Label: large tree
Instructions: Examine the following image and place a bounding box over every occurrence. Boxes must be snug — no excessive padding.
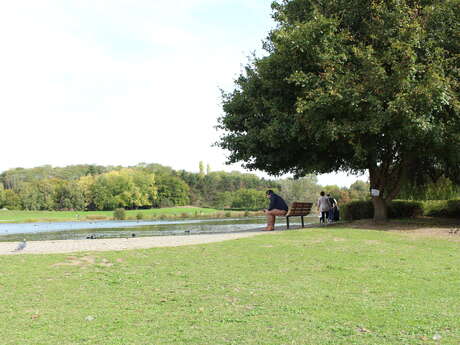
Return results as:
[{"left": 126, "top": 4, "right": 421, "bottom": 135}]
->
[{"left": 218, "top": 0, "right": 460, "bottom": 220}]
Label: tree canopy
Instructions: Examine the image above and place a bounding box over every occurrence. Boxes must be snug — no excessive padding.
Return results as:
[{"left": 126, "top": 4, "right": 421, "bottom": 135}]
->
[{"left": 218, "top": 0, "right": 460, "bottom": 220}]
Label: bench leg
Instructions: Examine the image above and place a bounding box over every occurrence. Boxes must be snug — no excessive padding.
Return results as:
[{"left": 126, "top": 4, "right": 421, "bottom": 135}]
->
[
  {"left": 301, "top": 216, "right": 304, "bottom": 228},
  {"left": 286, "top": 217, "right": 290, "bottom": 229}
]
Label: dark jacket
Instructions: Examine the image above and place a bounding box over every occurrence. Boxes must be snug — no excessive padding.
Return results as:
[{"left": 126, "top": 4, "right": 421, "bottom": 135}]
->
[{"left": 268, "top": 193, "right": 289, "bottom": 211}]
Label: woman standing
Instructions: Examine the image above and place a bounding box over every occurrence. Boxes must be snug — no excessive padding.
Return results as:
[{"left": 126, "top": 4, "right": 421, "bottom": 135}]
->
[{"left": 317, "top": 191, "right": 331, "bottom": 224}]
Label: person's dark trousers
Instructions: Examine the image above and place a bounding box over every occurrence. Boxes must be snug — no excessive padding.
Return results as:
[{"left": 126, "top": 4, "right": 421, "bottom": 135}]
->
[
  {"left": 328, "top": 208, "right": 335, "bottom": 223},
  {"left": 320, "top": 211, "right": 328, "bottom": 223}
]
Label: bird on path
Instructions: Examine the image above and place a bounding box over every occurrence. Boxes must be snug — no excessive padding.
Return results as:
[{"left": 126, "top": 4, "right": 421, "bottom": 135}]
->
[
  {"left": 448, "top": 228, "right": 459, "bottom": 235},
  {"left": 14, "top": 239, "right": 27, "bottom": 252}
]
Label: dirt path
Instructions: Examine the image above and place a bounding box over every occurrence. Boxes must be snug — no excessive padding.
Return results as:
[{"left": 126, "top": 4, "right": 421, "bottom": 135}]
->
[{"left": 0, "top": 231, "right": 270, "bottom": 255}]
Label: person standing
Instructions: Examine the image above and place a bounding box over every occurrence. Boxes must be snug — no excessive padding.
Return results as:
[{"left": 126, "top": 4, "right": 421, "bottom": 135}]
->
[
  {"left": 317, "top": 191, "right": 331, "bottom": 224},
  {"left": 327, "top": 193, "right": 337, "bottom": 223},
  {"left": 263, "top": 190, "right": 288, "bottom": 231}
]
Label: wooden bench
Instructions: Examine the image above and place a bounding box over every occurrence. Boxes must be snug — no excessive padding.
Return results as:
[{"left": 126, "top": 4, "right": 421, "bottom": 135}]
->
[{"left": 285, "top": 202, "right": 313, "bottom": 229}]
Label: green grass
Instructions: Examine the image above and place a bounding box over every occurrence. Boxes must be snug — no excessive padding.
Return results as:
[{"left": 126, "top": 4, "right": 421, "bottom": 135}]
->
[
  {"left": 0, "top": 207, "right": 239, "bottom": 223},
  {"left": 1, "top": 228, "right": 459, "bottom": 344}
]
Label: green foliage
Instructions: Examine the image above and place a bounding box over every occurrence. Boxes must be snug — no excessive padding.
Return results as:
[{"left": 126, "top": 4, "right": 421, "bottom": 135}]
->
[
  {"left": 218, "top": 0, "right": 460, "bottom": 221},
  {"left": 349, "top": 181, "right": 370, "bottom": 200},
  {"left": 446, "top": 199, "right": 460, "bottom": 218},
  {"left": 17, "top": 180, "right": 57, "bottom": 211},
  {"left": 422, "top": 200, "right": 449, "bottom": 217},
  {"left": 0, "top": 164, "right": 109, "bottom": 189},
  {"left": 178, "top": 170, "right": 277, "bottom": 207},
  {"left": 230, "top": 189, "right": 267, "bottom": 209},
  {"left": 424, "top": 199, "right": 460, "bottom": 218},
  {"left": 136, "top": 212, "right": 144, "bottom": 220},
  {"left": 54, "top": 180, "right": 86, "bottom": 211},
  {"left": 388, "top": 201, "right": 424, "bottom": 218},
  {"left": 343, "top": 200, "right": 423, "bottom": 220},
  {"left": 279, "top": 175, "right": 321, "bottom": 204},
  {"left": 155, "top": 175, "right": 190, "bottom": 207},
  {"left": 113, "top": 208, "right": 126, "bottom": 220},
  {"left": 199, "top": 161, "right": 205, "bottom": 177},
  {"left": 91, "top": 169, "right": 157, "bottom": 210},
  {"left": 399, "top": 176, "right": 460, "bottom": 200},
  {"left": 214, "top": 191, "right": 234, "bottom": 209},
  {"left": 0, "top": 184, "right": 4, "bottom": 208},
  {"left": 0, "top": 162, "right": 375, "bottom": 212},
  {"left": 342, "top": 201, "right": 374, "bottom": 220},
  {"left": 2, "top": 190, "right": 21, "bottom": 210}
]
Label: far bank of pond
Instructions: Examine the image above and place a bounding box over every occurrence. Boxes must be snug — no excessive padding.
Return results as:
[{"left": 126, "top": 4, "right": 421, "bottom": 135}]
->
[
  {"left": 0, "top": 216, "right": 318, "bottom": 242},
  {"left": 0, "top": 207, "right": 260, "bottom": 223}
]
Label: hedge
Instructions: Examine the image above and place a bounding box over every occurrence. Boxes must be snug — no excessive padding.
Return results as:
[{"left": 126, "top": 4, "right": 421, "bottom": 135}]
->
[
  {"left": 422, "top": 199, "right": 460, "bottom": 218},
  {"left": 342, "top": 200, "right": 424, "bottom": 220}
]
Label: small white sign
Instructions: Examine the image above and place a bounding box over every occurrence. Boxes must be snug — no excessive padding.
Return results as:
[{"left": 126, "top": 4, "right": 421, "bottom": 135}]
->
[{"left": 371, "top": 189, "right": 380, "bottom": 197}]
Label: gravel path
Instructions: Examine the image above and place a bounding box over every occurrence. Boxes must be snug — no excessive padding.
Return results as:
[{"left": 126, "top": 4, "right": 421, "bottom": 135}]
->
[{"left": 0, "top": 231, "right": 271, "bottom": 255}]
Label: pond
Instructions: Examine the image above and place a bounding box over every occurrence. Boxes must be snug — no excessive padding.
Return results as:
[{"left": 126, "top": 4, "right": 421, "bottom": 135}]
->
[{"left": 0, "top": 216, "right": 318, "bottom": 242}]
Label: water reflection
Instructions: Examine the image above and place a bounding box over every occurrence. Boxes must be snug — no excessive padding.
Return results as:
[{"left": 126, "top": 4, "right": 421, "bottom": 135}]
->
[{"left": 0, "top": 216, "right": 315, "bottom": 242}]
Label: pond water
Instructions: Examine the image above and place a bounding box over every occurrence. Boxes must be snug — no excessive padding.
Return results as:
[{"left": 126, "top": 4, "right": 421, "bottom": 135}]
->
[{"left": 0, "top": 216, "right": 317, "bottom": 242}]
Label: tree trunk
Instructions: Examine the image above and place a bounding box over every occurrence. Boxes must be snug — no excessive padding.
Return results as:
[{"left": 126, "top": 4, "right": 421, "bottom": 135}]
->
[{"left": 372, "top": 196, "right": 388, "bottom": 222}]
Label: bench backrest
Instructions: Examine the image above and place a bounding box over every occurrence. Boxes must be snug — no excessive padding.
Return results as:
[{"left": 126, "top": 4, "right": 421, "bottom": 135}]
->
[{"left": 286, "top": 202, "right": 313, "bottom": 217}]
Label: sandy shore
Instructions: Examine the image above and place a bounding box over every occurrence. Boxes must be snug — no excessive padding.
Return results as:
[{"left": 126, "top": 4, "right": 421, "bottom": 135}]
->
[{"left": 0, "top": 231, "right": 270, "bottom": 255}]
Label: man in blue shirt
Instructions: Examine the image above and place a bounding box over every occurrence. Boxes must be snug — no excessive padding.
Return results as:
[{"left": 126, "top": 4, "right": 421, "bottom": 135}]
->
[{"left": 264, "top": 190, "right": 289, "bottom": 231}]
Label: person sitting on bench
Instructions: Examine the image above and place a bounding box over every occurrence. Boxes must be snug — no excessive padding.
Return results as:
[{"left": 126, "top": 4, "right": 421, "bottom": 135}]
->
[{"left": 263, "top": 190, "right": 288, "bottom": 231}]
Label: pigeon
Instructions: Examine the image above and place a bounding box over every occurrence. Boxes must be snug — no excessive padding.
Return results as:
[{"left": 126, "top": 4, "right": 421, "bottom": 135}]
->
[
  {"left": 131, "top": 233, "right": 136, "bottom": 237},
  {"left": 14, "top": 239, "right": 27, "bottom": 252}
]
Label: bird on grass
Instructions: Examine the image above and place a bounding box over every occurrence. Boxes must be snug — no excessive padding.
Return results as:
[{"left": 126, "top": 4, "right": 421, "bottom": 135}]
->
[
  {"left": 448, "top": 228, "right": 459, "bottom": 235},
  {"left": 14, "top": 239, "right": 27, "bottom": 252}
]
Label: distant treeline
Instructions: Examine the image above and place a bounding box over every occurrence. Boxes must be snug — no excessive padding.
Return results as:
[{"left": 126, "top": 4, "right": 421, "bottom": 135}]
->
[{"left": 0, "top": 163, "right": 373, "bottom": 211}]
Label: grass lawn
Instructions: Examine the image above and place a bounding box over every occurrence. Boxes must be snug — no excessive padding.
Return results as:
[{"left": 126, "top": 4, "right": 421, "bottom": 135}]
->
[
  {"left": 0, "top": 227, "right": 459, "bottom": 344},
  {"left": 0, "top": 207, "right": 234, "bottom": 223}
]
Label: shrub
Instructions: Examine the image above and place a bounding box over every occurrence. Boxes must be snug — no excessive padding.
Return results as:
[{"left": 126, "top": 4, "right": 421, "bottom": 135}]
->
[
  {"left": 342, "top": 200, "right": 374, "bottom": 220},
  {"left": 136, "top": 212, "right": 144, "bottom": 220},
  {"left": 342, "top": 200, "right": 424, "bottom": 220},
  {"left": 422, "top": 199, "right": 460, "bottom": 218},
  {"left": 422, "top": 200, "right": 449, "bottom": 217},
  {"left": 447, "top": 199, "right": 460, "bottom": 218},
  {"left": 388, "top": 200, "right": 423, "bottom": 218},
  {"left": 113, "top": 208, "right": 126, "bottom": 220}
]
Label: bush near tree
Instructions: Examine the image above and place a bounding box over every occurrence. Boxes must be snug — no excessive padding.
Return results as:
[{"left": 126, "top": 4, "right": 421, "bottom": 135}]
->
[
  {"left": 113, "top": 208, "right": 126, "bottom": 220},
  {"left": 342, "top": 200, "right": 424, "bottom": 220}
]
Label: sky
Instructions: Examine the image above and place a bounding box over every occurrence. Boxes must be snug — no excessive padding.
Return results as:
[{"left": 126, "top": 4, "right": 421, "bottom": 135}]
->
[{"left": 0, "top": 0, "right": 367, "bottom": 187}]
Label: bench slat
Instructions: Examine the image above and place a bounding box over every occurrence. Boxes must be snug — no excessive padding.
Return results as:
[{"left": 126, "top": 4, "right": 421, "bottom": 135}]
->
[{"left": 285, "top": 202, "right": 312, "bottom": 217}]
